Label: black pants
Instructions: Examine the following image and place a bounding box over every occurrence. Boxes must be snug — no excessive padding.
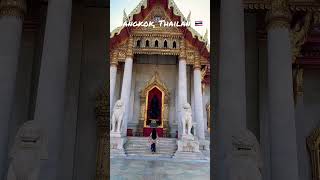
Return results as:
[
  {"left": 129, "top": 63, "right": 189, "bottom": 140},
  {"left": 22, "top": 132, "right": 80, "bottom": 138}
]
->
[{"left": 151, "top": 143, "right": 156, "bottom": 152}]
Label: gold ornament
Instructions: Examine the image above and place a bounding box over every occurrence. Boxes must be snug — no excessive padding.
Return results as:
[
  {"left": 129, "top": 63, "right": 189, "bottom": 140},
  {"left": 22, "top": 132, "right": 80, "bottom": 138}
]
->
[
  {"left": 126, "top": 36, "right": 134, "bottom": 58},
  {"left": 110, "top": 50, "right": 119, "bottom": 66},
  {"left": 201, "top": 65, "right": 208, "bottom": 81},
  {"left": 179, "top": 39, "right": 186, "bottom": 60},
  {"left": 0, "top": 0, "right": 26, "bottom": 18},
  {"left": 291, "top": 12, "right": 312, "bottom": 63},
  {"left": 307, "top": 128, "right": 320, "bottom": 180},
  {"left": 194, "top": 53, "right": 201, "bottom": 69},
  {"left": 266, "top": 0, "right": 291, "bottom": 30}
]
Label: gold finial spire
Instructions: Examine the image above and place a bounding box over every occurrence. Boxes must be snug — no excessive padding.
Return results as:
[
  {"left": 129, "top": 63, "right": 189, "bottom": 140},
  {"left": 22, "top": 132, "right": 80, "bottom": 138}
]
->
[
  {"left": 204, "top": 29, "right": 208, "bottom": 42},
  {"left": 187, "top": 11, "right": 191, "bottom": 22},
  {"left": 123, "top": 9, "right": 128, "bottom": 23}
]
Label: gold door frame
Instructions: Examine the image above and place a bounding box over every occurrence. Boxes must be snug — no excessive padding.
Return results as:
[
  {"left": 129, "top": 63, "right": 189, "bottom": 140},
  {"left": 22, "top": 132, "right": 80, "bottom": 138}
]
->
[
  {"left": 137, "top": 72, "right": 170, "bottom": 137},
  {"left": 144, "top": 85, "right": 165, "bottom": 128}
]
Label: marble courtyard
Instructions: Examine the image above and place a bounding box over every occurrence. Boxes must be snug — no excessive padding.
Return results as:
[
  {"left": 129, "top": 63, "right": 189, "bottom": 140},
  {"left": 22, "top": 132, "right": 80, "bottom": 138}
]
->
[{"left": 110, "top": 158, "right": 209, "bottom": 180}]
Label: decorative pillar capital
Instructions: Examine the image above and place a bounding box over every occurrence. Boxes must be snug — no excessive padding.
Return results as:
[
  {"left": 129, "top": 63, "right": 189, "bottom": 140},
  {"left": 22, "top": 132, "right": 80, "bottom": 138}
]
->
[
  {"left": 0, "top": 0, "right": 26, "bottom": 18},
  {"left": 126, "top": 36, "right": 134, "bottom": 58},
  {"left": 179, "top": 38, "right": 186, "bottom": 60},
  {"left": 111, "top": 50, "right": 118, "bottom": 66},
  {"left": 194, "top": 53, "right": 201, "bottom": 70},
  {"left": 266, "top": 0, "right": 291, "bottom": 30}
]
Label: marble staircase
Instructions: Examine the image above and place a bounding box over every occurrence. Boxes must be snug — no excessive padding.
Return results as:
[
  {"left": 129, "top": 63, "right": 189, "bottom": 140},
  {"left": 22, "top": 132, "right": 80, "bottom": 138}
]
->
[{"left": 124, "top": 137, "right": 178, "bottom": 158}]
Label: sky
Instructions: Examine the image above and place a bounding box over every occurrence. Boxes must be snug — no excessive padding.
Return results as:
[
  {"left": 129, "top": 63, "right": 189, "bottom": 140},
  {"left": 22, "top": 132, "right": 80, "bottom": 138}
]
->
[{"left": 110, "top": 0, "right": 210, "bottom": 41}]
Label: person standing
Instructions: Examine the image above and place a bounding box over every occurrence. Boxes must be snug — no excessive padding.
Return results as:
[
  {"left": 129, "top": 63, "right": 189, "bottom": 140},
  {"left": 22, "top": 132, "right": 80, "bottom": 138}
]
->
[{"left": 149, "top": 128, "right": 159, "bottom": 153}]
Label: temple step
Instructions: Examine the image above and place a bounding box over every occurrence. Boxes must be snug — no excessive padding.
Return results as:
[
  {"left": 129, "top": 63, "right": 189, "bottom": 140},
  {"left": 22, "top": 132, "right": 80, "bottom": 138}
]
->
[
  {"left": 173, "top": 151, "right": 207, "bottom": 160},
  {"left": 124, "top": 137, "right": 178, "bottom": 158}
]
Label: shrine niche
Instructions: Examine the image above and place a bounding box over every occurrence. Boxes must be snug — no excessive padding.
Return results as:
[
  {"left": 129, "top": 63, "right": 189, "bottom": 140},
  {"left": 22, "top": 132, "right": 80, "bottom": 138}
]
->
[
  {"left": 137, "top": 71, "right": 170, "bottom": 137},
  {"left": 145, "top": 87, "right": 163, "bottom": 127}
]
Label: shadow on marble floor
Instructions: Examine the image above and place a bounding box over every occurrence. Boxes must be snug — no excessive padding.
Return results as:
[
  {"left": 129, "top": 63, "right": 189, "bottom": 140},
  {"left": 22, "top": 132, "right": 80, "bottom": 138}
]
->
[{"left": 110, "top": 158, "right": 210, "bottom": 180}]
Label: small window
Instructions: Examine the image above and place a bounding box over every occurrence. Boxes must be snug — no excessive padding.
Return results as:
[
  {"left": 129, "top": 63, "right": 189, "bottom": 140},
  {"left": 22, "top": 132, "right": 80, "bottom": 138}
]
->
[
  {"left": 164, "top": 40, "right": 167, "bottom": 48},
  {"left": 146, "top": 40, "right": 149, "bottom": 47},
  {"left": 137, "top": 40, "right": 141, "bottom": 47},
  {"left": 155, "top": 40, "right": 158, "bottom": 47},
  {"left": 154, "top": 15, "right": 161, "bottom": 23},
  {"left": 173, "top": 41, "right": 176, "bottom": 48}
]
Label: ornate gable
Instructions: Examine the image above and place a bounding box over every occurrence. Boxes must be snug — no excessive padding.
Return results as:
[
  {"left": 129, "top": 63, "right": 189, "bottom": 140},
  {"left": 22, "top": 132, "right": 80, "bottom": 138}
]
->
[
  {"left": 110, "top": 0, "right": 210, "bottom": 62},
  {"left": 131, "top": 3, "right": 183, "bottom": 37}
]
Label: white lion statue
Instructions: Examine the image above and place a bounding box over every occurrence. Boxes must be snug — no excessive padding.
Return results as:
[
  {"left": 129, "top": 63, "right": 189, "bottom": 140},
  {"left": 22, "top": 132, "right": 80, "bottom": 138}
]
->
[
  {"left": 7, "top": 120, "right": 47, "bottom": 180},
  {"left": 111, "top": 100, "right": 125, "bottom": 133},
  {"left": 226, "top": 129, "right": 263, "bottom": 180},
  {"left": 181, "top": 103, "right": 193, "bottom": 136}
]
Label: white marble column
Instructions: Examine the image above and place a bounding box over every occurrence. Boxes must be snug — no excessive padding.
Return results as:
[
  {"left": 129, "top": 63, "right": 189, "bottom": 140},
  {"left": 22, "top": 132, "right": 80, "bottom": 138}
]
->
[
  {"left": 178, "top": 60, "right": 187, "bottom": 104},
  {"left": 34, "top": 0, "right": 72, "bottom": 179},
  {"left": 110, "top": 61, "right": 118, "bottom": 114},
  {"left": 120, "top": 36, "right": 134, "bottom": 136},
  {"left": 216, "top": 0, "right": 246, "bottom": 179},
  {"left": 0, "top": 1, "right": 26, "bottom": 177},
  {"left": 193, "top": 59, "right": 205, "bottom": 140},
  {"left": 266, "top": 1, "right": 299, "bottom": 180},
  {"left": 178, "top": 39, "right": 188, "bottom": 138}
]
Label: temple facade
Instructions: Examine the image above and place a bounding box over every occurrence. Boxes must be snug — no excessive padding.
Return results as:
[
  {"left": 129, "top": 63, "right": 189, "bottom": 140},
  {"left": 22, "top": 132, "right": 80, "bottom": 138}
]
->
[
  {"left": 109, "top": 0, "right": 210, "bottom": 140},
  {"left": 108, "top": 0, "right": 211, "bottom": 173},
  {"left": 1, "top": 0, "right": 320, "bottom": 180}
]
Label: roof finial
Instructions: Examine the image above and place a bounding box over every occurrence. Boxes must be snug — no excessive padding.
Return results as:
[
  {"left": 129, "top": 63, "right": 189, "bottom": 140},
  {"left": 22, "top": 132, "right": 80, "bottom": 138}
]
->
[
  {"left": 123, "top": 9, "right": 128, "bottom": 23},
  {"left": 187, "top": 10, "right": 191, "bottom": 22},
  {"left": 204, "top": 29, "right": 208, "bottom": 42}
]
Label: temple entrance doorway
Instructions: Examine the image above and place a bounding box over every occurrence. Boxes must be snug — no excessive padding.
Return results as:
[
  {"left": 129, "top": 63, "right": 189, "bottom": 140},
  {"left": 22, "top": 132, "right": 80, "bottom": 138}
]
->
[
  {"left": 144, "top": 86, "right": 164, "bottom": 136},
  {"left": 137, "top": 66, "right": 171, "bottom": 137}
]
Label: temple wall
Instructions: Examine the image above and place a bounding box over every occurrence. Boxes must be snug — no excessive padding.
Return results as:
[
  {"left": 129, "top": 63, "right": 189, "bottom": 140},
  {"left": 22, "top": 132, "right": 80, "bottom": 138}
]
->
[
  {"left": 128, "top": 61, "right": 178, "bottom": 136},
  {"left": 116, "top": 54, "right": 209, "bottom": 137}
]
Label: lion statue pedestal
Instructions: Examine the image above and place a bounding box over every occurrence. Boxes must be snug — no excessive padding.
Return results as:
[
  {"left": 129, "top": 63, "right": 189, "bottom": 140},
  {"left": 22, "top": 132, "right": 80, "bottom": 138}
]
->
[
  {"left": 173, "top": 139, "right": 205, "bottom": 160},
  {"left": 173, "top": 103, "right": 205, "bottom": 160},
  {"left": 110, "top": 137, "right": 127, "bottom": 157},
  {"left": 110, "top": 100, "right": 126, "bottom": 157}
]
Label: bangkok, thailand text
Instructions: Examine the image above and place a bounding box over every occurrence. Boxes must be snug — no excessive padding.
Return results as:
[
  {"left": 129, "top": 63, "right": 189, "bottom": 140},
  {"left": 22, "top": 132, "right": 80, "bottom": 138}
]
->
[{"left": 122, "top": 20, "right": 191, "bottom": 28}]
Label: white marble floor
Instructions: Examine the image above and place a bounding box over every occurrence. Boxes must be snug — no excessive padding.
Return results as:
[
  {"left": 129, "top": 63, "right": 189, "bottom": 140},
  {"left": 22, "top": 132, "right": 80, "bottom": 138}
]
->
[{"left": 110, "top": 158, "right": 210, "bottom": 180}]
